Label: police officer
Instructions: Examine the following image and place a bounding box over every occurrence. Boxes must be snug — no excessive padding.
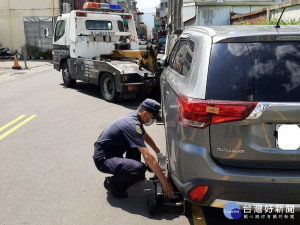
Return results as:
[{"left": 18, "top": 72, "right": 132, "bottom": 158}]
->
[{"left": 93, "top": 99, "right": 172, "bottom": 199}]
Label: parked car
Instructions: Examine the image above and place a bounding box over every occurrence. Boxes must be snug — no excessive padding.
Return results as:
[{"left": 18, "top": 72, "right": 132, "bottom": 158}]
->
[
  {"left": 139, "top": 39, "right": 147, "bottom": 45},
  {"left": 157, "top": 36, "right": 166, "bottom": 53},
  {"left": 161, "top": 25, "right": 300, "bottom": 210},
  {"left": 0, "top": 42, "right": 11, "bottom": 56},
  {"left": 0, "top": 48, "right": 11, "bottom": 56}
]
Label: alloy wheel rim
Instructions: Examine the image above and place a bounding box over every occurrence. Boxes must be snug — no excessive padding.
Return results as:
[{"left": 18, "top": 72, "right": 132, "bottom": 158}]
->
[{"left": 103, "top": 77, "right": 113, "bottom": 98}]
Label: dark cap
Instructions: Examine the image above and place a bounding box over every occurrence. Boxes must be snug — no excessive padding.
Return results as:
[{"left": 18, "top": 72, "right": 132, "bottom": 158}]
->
[{"left": 140, "top": 98, "right": 162, "bottom": 122}]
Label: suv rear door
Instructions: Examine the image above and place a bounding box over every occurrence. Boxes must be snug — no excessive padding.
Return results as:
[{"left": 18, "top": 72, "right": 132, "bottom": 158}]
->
[
  {"left": 208, "top": 41, "right": 300, "bottom": 169},
  {"left": 161, "top": 38, "right": 195, "bottom": 167}
]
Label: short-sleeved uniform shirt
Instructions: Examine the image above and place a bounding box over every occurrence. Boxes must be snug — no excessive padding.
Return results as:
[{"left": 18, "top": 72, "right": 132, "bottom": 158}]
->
[{"left": 93, "top": 111, "right": 146, "bottom": 159}]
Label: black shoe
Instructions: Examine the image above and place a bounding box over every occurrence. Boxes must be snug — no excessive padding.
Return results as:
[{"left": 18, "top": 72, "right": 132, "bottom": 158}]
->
[{"left": 104, "top": 177, "right": 128, "bottom": 199}]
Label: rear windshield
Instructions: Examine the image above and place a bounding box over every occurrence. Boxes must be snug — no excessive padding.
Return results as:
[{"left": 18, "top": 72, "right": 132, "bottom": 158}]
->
[
  {"left": 85, "top": 20, "right": 112, "bottom": 30},
  {"left": 206, "top": 42, "right": 300, "bottom": 102}
]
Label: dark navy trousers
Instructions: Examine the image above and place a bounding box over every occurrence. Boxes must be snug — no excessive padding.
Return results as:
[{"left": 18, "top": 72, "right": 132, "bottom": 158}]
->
[{"left": 94, "top": 147, "right": 146, "bottom": 192}]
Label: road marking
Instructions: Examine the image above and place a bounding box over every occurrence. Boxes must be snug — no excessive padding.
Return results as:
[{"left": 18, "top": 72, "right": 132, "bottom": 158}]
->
[
  {"left": 192, "top": 205, "right": 207, "bottom": 225},
  {"left": 0, "top": 115, "right": 27, "bottom": 132},
  {"left": 0, "top": 115, "right": 37, "bottom": 141}
]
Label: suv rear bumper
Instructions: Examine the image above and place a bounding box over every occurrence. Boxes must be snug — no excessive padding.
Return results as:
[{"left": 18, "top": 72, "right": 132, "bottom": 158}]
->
[{"left": 171, "top": 142, "right": 300, "bottom": 209}]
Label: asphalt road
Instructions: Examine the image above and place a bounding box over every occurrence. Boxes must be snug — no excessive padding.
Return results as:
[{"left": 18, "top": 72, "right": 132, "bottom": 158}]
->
[
  {"left": 1, "top": 68, "right": 300, "bottom": 225},
  {"left": 0, "top": 69, "right": 189, "bottom": 225}
]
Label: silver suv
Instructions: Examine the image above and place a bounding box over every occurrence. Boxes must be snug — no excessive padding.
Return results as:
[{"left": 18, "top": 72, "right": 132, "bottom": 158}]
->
[{"left": 160, "top": 25, "right": 300, "bottom": 210}]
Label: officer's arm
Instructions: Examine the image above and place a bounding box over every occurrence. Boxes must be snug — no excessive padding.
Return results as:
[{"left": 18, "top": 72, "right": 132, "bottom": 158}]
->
[
  {"left": 143, "top": 132, "right": 160, "bottom": 154},
  {"left": 138, "top": 146, "right": 172, "bottom": 197}
]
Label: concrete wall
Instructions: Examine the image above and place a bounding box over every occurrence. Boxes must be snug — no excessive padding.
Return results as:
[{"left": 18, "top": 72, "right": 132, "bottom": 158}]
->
[
  {"left": 229, "top": 0, "right": 300, "bottom": 25},
  {"left": 181, "top": 1, "right": 285, "bottom": 28},
  {"left": 231, "top": 8, "right": 267, "bottom": 25},
  {"left": 195, "top": 5, "right": 270, "bottom": 26},
  {"left": 269, "top": 0, "right": 300, "bottom": 21},
  {"left": 0, "top": 0, "right": 60, "bottom": 51}
]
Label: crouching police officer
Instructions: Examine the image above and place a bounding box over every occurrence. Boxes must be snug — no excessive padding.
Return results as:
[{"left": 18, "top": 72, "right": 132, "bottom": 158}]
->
[{"left": 93, "top": 99, "right": 172, "bottom": 199}]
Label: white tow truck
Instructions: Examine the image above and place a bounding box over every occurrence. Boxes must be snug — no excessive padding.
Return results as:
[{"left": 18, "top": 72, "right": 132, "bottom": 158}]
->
[{"left": 53, "top": 3, "right": 160, "bottom": 102}]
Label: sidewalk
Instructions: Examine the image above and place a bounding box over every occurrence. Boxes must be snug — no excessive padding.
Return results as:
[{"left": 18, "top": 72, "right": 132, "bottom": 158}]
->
[{"left": 0, "top": 59, "right": 54, "bottom": 84}]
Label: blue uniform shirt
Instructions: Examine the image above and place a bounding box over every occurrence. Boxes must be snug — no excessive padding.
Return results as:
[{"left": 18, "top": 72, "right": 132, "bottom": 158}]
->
[{"left": 94, "top": 111, "right": 146, "bottom": 159}]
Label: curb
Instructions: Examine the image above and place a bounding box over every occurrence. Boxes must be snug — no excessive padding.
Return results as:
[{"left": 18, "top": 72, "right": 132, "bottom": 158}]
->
[{"left": 0, "top": 64, "right": 54, "bottom": 84}]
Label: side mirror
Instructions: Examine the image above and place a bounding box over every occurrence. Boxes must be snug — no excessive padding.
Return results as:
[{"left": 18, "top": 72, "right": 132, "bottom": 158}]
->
[{"left": 160, "top": 55, "right": 168, "bottom": 67}]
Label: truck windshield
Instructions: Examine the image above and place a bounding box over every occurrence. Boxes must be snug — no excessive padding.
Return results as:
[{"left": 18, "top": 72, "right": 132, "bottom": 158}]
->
[
  {"left": 54, "top": 20, "right": 66, "bottom": 42},
  {"left": 85, "top": 20, "right": 112, "bottom": 30}
]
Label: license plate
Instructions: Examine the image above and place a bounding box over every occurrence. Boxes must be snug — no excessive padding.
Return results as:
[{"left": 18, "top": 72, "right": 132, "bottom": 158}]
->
[{"left": 276, "top": 124, "right": 300, "bottom": 150}]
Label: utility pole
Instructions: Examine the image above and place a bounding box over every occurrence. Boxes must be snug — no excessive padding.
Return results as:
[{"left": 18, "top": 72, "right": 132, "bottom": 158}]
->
[{"left": 7, "top": 0, "right": 13, "bottom": 51}]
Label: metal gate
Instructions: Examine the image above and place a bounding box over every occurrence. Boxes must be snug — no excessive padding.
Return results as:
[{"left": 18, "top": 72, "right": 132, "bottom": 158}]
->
[{"left": 24, "top": 17, "right": 55, "bottom": 51}]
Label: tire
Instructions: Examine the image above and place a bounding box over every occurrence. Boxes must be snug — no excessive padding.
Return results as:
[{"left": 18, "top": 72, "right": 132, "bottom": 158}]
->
[
  {"left": 147, "top": 197, "right": 158, "bottom": 215},
  {"left": 100, "top": 73, "right": 119, "bottom": 102},
  {"left": 62, "top": 63, "right": 76, "bottom": 87},
  {"left": 150, "top": 86, "right": 161, "bottom": 102},
  {"left": 183, "top": 200, "right": 193, "bottom": 218}
]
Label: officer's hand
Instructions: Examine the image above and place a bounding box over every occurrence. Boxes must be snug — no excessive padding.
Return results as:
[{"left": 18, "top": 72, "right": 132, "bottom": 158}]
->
[
  {"left": 156, "top": 152, "right": 166, "bottom": 170},
  {"left": 156, "top": 152, "right": 166, "bottom": 161},
  {"left": 161, "top": 179, "right": 173, "bottom": 197}
]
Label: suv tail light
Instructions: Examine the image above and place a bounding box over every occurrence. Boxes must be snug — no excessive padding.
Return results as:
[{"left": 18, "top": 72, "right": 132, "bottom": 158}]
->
[
  {"left": 189, "top": 186, "right": 208, "bottom": 202},
  {"left": 178, "top": 94, "right": 258, "bottom": 128}
]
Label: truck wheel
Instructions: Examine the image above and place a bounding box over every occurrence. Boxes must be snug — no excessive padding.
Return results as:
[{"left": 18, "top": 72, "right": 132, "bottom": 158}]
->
[
  {"left": 100, "top": 73, "right": 119, "bottom": 102},
  {"left": 62, "top": 63, "right": 76, "bottom": 87}
]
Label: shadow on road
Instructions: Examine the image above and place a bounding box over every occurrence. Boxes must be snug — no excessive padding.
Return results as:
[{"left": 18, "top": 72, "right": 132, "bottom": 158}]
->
[
  {"left": 60, "top": 82, "right": 161, "bottom": 111},
  {"left": 106, "top": 179, "right": 185, "bottom": 221},
  {"left": 60, "top": 82, "right": 100, "bottom": 99}
]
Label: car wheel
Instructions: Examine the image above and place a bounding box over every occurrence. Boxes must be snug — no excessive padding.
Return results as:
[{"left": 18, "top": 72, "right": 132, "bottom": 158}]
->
[
  {"left": 62, "top": 63, "right": 76, "bottom": 87},
  {"left": 147, "top": 197, "right": 158, "bottom": 215},
  {"left": 183, "top": 200, "right": 193, "bottom": 218},
  {"left": 100, "top": 73, "right": 119, "bottom": 102}
]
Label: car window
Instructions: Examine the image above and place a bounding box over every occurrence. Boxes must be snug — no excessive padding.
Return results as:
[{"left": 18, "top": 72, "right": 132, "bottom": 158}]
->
[
  {"left": 117, "top": 20, "right": 124, "bottom": 32},
  {"left": 252, "top": 42, "right": 300, "bottom": 102},
  {"left": 206, "top": 43, "right": 254, "bottom": 101},
  {"left": 206, "top": 42, "right": 300, "bottom": 102},
  {"left": 170, "top": 40, "right": 195, "bottom": 76},
  {"left": 85, "top": 20, "right": 112, "bottom": 30},
  {"left": 158, "top": 37, "right": 166, "bottom": 44},
  {"left": 168, "top": 41, "right": 180, "bottom": 66},
  {"left": 54, "top": 20, "right": 66, "bottom": 42}
]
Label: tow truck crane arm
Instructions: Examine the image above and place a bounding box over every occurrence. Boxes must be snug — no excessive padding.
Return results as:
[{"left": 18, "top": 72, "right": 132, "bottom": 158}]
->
[{"left": 102, "top": 45, "right": 160, "bottom": 75}]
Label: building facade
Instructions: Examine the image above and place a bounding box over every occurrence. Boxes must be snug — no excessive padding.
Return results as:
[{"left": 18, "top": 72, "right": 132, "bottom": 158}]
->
[
  {"left": 165, "top": 0, "right": 295, "bottom": 36},
  {"left": 269, "top": 0, "right": 300, "bottom": 21},
  {"left": 153, "top": 0, "right": 169, "bottom": 40},
  {"left": 0, "top": 0, "right": 60, "bottom": 51},
  {"left": 182, "top": 0, "right": 282, "bottom": 28},
  {"left": 167, "top": 0, "right": 183, "bottom": 35}
]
